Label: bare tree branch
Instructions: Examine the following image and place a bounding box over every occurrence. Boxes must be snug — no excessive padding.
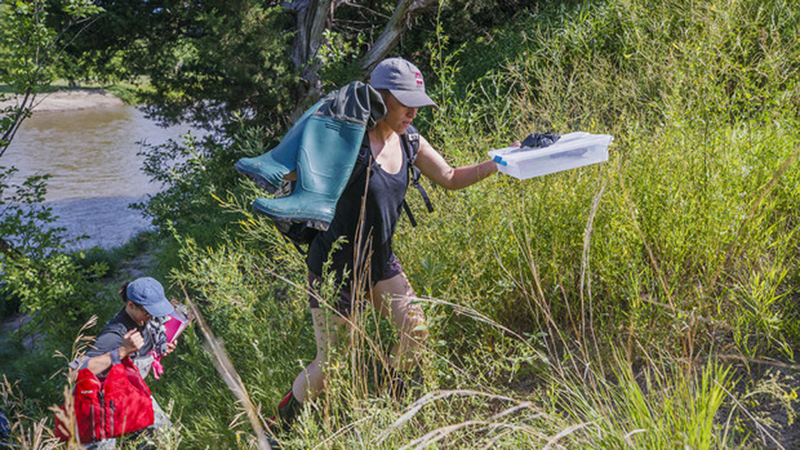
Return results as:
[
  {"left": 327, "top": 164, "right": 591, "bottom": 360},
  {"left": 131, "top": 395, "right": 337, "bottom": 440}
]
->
[
  {"left": 0, "top": 94, "right": 34, "bottom": 158},
  {"left": 360, "top": 0, "right": 438, "bottom": 73},
  {"left": 286, "top": 0, "right": 436, "bottom": 120},
  {"left": 0, "top": 237, "right": 21, "bottom": 260}
]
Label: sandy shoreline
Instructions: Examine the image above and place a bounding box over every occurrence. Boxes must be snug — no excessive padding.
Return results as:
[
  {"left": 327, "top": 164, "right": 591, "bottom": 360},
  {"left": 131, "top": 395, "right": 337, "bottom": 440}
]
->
[{"left": 0, "top": 89, "right": 125, "bottom": 112}]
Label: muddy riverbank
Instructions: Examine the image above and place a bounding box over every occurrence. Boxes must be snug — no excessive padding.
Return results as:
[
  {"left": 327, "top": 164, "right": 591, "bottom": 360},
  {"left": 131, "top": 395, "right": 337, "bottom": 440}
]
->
[{"left": 0, "top": 89, "right": 125, "bottom": 112}]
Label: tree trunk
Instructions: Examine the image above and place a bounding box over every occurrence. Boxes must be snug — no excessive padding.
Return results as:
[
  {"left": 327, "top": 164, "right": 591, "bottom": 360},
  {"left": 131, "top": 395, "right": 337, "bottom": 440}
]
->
[
  {"left": 287, "top": 0, "right": 437, "bottom": 120},
  {"left": 288, "top": 0, "right": 334, "bottom": 121},
  {"left": 360, "top": 0, "right": 437, "bottom": 73},
  {"left": 290, "top": 0, "right": 334, "bottom": 69}
]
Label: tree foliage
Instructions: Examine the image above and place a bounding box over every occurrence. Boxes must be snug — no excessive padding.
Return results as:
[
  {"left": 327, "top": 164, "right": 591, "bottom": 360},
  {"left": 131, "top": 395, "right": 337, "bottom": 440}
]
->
[
  {"left": 58, "top": 0, "right": 536, "bottom": 130},
  {"left": 0, "top": 0, "right": 107, "bottom": 347},
  {"left": 61, "top": 0, "right": 299, "bottom": 130},
  {"left": 0, "top": 0, "right": 103, "bottom": 154}
]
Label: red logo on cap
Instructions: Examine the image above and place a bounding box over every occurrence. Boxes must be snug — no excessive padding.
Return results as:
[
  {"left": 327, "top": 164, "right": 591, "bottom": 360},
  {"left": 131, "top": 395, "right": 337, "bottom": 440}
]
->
[{"left": 415, "top": 72, "right": 423, "bottom": 86}]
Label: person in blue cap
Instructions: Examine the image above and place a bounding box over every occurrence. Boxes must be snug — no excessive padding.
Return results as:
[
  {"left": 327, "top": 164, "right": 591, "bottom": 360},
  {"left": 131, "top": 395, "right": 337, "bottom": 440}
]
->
[
  {"left": 269, "top": 57, "right": 507, "bottom": 431},
  {"left": 70, "top": 277, "right": 178, "bottom": 449}
]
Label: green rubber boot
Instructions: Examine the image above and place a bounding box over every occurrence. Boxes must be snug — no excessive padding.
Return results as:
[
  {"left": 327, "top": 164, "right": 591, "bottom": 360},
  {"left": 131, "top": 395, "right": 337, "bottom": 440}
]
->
[
  {"left": 252, "top": 82, "right": 385, "bottom": 229},
  {"left": 235, "top": 100, "right": 323, "bottom": 193}
]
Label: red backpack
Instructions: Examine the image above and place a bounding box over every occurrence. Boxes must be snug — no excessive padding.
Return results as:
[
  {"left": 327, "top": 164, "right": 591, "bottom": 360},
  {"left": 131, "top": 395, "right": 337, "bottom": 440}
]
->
[{"left": 55, "top": 357, "right": 154, "bottom": 443}]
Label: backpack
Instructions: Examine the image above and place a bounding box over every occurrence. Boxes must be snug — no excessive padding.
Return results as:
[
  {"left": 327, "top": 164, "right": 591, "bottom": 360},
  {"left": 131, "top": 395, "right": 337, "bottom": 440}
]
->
[
  {"left": 273, "top": 126, "right": 433, "bottom": 254},
  {"left": 55, "top": 357, "right": 154, "bottom": 444}
]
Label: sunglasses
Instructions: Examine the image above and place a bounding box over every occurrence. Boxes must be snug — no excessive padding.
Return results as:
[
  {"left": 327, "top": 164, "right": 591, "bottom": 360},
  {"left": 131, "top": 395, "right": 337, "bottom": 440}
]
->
[{"left": 132, "top": 302, "right": 152, "bottom": 318}]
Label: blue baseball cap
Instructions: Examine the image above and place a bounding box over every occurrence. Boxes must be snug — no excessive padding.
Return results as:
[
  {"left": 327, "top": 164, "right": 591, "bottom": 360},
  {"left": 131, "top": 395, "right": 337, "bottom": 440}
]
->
[{"left": 127, "top": 277, "right": 174, "bottom": 317}]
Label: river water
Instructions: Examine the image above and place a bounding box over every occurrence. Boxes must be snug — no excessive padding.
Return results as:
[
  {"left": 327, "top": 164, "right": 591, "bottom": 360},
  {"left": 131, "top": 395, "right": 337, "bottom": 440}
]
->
[{"left": 3, "top": 105, "right": 193, "bottom": 249}]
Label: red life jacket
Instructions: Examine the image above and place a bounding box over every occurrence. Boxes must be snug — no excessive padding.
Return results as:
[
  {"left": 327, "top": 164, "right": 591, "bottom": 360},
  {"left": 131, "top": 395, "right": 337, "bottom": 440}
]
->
[{"left": 55, "top": 357, "right": 154, "bottom": 443}]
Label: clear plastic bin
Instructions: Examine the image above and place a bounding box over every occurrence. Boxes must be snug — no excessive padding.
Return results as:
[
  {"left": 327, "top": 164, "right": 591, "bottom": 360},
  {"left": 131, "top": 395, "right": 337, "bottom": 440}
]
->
[{"left": 489, "top": 132, "right": 612, "bottom": 180}]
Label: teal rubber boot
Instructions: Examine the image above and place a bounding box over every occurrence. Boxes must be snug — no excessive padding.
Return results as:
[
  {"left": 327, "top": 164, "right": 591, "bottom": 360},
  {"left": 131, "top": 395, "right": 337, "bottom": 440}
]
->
[
  {"left": 251, "top": 82, "right": 386, "bottom": 230},
  {"left": 235, "top": 100, "right": 323, "bottom": 193},
  {"left": 252, "top": 116, "right": 365, "bottom": 227}
]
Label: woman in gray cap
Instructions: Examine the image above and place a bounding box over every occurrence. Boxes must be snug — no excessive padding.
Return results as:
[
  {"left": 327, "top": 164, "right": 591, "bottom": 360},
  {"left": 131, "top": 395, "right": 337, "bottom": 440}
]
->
[{"left": 271, "top": 57, "right": 504, "bottom": 431}]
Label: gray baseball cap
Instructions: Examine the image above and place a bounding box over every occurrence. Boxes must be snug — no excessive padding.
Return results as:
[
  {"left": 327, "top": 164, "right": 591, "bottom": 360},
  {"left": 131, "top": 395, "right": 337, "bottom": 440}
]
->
[{"left": 369, "top": 58, "right": 438, "bottom": 109}]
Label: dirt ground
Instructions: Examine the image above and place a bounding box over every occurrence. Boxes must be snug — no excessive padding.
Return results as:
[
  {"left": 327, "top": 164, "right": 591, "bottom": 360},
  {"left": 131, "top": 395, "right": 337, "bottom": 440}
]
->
[
  {"left": 0, "top": 89, "right": 124, "bottom": 112},
  {"left": 745, "top": 366, "right": 800, "bottom": 450}
]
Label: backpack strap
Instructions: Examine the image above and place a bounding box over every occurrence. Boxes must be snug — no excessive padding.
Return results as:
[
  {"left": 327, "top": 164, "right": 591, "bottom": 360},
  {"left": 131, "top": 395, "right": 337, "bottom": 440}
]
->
[
  {"left": 345, "top": 127, "right": 433, "bottom": 228},
  {"left": 400, "top": 126, "right": 434, "bottom": 227},
  {"left": 343, "top": 131, "right": 372, "bottom": 188}
]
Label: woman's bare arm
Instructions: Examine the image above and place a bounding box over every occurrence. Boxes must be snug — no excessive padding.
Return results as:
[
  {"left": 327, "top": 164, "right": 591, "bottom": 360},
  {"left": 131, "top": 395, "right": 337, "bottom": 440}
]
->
[{"left": 413, "top": 135, "right": 498, "bottom": 190}]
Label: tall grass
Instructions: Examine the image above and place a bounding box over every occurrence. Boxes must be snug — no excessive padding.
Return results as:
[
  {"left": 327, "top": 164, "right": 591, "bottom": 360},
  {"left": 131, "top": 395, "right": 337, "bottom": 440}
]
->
[
  {"left": 164, "top": 0, "right": 799, "bottom": 446},
  {"left": 116, "top": 0, "right": 800, "bottom": 445},
  {"left": 4, "top": 0, "right": 799, "bottom": 448},
  {"left": 400, "top": 0, "right": 800, "bottom": 359}
]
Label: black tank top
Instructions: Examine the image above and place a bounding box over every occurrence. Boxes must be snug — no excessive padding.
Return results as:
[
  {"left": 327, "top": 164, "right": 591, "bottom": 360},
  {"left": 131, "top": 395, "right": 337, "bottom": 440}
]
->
[{"left": 306, "top": 132, "right": 411, "bottom": 284}]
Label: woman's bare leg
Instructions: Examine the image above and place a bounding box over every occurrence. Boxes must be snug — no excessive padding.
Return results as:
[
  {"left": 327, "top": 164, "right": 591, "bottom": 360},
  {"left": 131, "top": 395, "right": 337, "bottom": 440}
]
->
[
  {"left": 291, "top": 308, "right": 345, "bottom": 403},
  {"left": 370, "top": 272, "right": 428, "bottom": 371}
]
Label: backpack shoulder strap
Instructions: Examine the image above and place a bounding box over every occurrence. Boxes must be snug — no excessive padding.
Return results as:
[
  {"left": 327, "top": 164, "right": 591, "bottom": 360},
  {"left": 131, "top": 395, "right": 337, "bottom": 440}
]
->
[
  {"left": 348, "top": 131, "right": 372, "bottom": 187},
  {"left": 400, "top": 126, "right": 434, "bottom": 227},
  {"left": 402, "top": 124, "right": 421, "bottom": 163}
]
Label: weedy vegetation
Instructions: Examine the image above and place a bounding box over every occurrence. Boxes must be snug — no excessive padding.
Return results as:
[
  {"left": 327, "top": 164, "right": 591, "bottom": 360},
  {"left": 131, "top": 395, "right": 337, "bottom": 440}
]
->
[{"left": 2, "top": 0, "right": 799, "bottom": 448}]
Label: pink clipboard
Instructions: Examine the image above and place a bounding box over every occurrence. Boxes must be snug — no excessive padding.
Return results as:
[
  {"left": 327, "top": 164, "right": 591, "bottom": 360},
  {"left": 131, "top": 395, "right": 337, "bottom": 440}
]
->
[{"left": 162, "top": 309, "right": 189, "bottom": 343}]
